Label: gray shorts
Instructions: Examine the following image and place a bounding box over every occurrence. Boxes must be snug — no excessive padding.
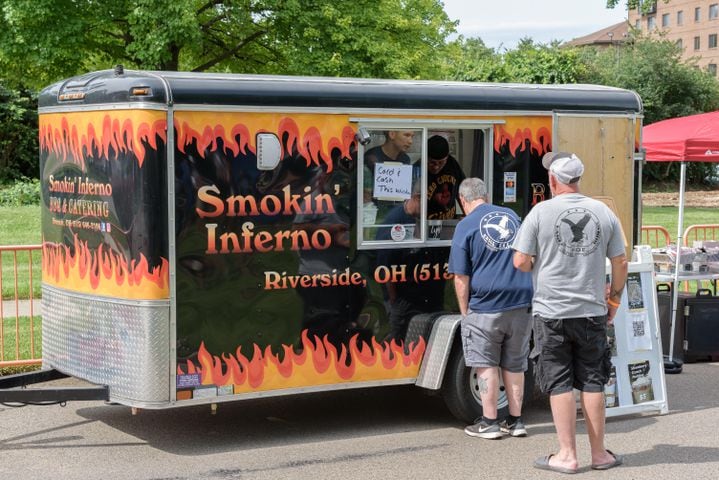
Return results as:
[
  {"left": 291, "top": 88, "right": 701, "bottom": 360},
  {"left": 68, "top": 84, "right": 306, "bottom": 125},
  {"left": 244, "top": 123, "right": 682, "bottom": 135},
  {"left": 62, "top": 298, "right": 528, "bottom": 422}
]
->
[
  {"left": 531, "top": 315, "right": 612, "bottom": 395},
  {"left": 460, "top": 307, "right": 532, "bottom": 372}
]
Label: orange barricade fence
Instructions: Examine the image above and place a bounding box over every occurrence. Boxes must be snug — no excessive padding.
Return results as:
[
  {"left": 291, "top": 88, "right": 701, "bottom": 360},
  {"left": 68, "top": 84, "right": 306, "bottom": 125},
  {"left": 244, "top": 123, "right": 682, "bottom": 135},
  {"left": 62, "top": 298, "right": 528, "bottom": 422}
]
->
[
  {"left": 0, "top": 244, "right": 42, "bottom": 369},
  {"left": 640, "top": 225, "right": 672, "bottom": 248},
  {"left": 683, "top": 224, "right": 719, "bottom": 246}
]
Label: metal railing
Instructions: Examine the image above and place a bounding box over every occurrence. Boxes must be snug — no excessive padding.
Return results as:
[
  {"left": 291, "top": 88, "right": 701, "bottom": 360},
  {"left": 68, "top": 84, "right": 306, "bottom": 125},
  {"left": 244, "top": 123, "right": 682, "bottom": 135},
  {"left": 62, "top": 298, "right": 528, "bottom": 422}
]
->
[{"left": 0, "top": 244, "right": 42, "bottom": 368}]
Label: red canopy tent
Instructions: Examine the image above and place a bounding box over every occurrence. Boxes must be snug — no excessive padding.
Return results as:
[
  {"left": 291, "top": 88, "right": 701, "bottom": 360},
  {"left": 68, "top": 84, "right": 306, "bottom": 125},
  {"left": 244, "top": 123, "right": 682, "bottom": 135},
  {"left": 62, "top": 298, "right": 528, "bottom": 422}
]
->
[
  {"left": 642, "top": 111, "right": 719, "bottom": 368},
  {"left": 642, "top": 110, "right": 719, "bottom": 162}
]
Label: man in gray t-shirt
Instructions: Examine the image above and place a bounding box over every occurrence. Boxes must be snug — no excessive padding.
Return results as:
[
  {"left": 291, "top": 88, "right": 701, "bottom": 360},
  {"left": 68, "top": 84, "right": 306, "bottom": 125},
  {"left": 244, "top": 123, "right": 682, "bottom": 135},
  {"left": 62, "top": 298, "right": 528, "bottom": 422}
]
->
[{"left": 513, "top": 151, "right": 628, "bottom": 474}]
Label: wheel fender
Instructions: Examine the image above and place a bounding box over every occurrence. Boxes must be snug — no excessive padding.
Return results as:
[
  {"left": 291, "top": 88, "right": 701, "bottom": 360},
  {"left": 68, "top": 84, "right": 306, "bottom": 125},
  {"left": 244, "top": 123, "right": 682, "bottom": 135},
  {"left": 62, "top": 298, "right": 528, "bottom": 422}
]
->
[{"left": 415, "top": 314, "right": 462, "bottom": 390}]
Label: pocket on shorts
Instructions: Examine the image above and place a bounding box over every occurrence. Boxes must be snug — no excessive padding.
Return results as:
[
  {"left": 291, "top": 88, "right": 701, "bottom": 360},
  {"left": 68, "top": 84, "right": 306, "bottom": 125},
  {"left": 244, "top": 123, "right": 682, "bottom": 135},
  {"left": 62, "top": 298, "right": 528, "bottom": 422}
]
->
[
  {"left": 460, "top": 321, "right": 472, "bottom": 365},
  {"left": 529, "top": 317, "right": 542, "bottom": 362},
  {"left": 586, "top": 315, "right": 608, "bottom": 333},
  {"left": 601, "top": 343, "right": 613, "bottom": 383},
  {"left": 530, "top": 316, "right": 547, "bottom": 392},
  {"left": 587, "top": 316, "right": 612, "bottom": 383}
]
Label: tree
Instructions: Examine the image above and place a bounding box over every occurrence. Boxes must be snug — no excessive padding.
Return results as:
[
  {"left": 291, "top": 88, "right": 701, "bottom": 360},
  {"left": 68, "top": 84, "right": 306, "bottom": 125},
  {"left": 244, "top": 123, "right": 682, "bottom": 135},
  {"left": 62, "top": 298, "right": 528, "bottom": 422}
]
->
[
  {"left": 0, "top": 0, "right": 457, "bottom": 89},
  {"left": 443, "top": 37, "right": 509, "bottom": 82},
  {"left": 273, "top": 0, "right": 456, "bottom": 79},
  {"left": 445, "top": 37, "right": 587, "bottom": 84},
  {"left": 503, "top": 39, "right": 588, "bottom": 84},
  {"left": 0, "top": 85, "right": 38, "bottom": 181},
  {"left": 605, "top": 0, "right": 669, "bottom": 13},
  {"left": 583, "top": 34, "right": 719, "bottom": 183}
]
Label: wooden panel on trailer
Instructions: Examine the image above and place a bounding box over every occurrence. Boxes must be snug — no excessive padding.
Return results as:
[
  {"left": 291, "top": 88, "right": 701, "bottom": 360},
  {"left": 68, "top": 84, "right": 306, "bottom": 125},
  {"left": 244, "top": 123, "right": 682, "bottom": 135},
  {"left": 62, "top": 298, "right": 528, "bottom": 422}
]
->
[{"left": 555, "top": 115, "right": 636, "bottom": 250}]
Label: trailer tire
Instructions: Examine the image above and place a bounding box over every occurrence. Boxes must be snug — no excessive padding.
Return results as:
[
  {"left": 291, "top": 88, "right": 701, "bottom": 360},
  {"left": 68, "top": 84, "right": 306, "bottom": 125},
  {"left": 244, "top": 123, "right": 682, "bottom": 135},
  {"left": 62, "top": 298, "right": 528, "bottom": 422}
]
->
[{"left": 441, "top": 342, "right": 535, "bottom": 424}]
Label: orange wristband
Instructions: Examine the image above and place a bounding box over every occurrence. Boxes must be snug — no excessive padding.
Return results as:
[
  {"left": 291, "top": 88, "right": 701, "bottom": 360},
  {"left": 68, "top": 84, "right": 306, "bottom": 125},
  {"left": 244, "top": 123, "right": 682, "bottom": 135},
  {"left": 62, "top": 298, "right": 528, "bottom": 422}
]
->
[{"left": 607, "top": 298, "right": 620, "bottom": 308}]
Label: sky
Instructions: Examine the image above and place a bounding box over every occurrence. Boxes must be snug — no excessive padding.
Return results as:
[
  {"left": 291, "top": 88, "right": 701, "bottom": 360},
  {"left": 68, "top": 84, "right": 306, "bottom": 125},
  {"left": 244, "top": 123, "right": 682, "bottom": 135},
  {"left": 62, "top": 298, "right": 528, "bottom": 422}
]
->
[{"left": 442, "top": 0, "right": 628, "bottom": 50}]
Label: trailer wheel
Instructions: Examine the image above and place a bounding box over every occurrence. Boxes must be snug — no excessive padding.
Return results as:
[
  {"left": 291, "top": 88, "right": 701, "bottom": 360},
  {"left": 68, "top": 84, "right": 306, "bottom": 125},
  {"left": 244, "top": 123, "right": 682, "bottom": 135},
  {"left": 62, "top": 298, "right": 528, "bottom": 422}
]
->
[{"left": 441, "top": 342, "right": 534, "bottom": 424}]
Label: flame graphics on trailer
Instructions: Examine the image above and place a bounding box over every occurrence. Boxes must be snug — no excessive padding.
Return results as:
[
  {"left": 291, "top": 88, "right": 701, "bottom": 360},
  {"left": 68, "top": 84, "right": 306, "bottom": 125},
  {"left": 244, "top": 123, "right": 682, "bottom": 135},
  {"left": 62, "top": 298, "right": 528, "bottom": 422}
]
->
[
  {"left": 39, "top": 111, "right": 167, "bottom": 169},
  {"left": 494, "top": 117, "right": 552, "bottom": 157},
  {"left": 41, "top": 111, "right": 356, "bottom": 171},
  {"left": 40, "top": 110, "right": 358, "bottom": 297},
  {"left": 174, "top": 111, "right": 356, "bottom": 173},
  {"left": 42, "top": 235, "right": 170, "bottom": 300},
  {"left": 177, "top": 331, "right": 426, "bottom": 395}
]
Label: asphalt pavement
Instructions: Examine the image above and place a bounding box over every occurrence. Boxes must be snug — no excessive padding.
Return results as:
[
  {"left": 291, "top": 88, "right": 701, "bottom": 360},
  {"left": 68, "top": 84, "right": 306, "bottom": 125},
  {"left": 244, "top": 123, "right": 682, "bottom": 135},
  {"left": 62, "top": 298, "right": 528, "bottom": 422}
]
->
[{"left": 1, "top": 361, "right": 719, "bottom": 479}]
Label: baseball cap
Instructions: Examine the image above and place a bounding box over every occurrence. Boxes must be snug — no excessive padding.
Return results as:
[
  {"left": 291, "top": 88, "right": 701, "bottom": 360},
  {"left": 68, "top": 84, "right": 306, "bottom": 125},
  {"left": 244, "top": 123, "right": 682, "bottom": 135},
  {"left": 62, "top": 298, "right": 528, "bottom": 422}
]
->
[{"left": 542, "top": 151, "right": 584, "bottom": 184}]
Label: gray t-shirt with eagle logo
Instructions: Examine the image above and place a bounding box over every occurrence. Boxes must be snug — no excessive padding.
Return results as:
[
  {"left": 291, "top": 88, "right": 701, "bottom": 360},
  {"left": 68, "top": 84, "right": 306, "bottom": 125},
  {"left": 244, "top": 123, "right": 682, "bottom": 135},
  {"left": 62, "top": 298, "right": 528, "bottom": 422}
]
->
[{"left": 513, "top": 193, "right": 625, "bottom": 319}]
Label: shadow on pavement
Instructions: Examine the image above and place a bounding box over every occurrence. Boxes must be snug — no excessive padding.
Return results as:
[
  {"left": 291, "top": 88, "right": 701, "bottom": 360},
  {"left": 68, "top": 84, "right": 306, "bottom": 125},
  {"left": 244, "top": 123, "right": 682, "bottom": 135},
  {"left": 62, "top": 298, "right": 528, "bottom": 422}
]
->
[
  {"left": 624, "top": 443, "right": 719, "bottom": 467},
  {"left": 75, "top": 386, "right": 459, "bottom": 455}
]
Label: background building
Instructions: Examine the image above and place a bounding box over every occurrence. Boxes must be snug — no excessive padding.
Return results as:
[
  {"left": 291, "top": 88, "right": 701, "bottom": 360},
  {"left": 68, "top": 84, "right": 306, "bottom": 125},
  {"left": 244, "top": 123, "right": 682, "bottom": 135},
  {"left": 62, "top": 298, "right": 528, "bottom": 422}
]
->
[
  {"left": 565, "top": 21, "right": 630, "bottom": 49},
  {"left": 629, "top": 0, "right": 719, "bottom": 75}
]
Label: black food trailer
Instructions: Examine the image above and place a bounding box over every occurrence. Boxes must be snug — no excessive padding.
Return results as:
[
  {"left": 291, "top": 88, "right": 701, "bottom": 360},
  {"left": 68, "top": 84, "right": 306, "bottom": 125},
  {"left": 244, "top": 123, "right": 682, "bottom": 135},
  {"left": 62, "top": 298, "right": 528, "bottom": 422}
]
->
[{"left": 0, "top": 68, "right": 642, "bottom": 422}]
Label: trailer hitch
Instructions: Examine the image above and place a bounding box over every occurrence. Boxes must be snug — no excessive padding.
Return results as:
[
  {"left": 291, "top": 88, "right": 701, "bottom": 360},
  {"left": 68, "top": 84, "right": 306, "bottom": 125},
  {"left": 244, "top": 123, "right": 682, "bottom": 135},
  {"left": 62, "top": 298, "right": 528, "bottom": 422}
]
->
[{"left": 0, "top": 368, "right": 109, "bottom": 405}]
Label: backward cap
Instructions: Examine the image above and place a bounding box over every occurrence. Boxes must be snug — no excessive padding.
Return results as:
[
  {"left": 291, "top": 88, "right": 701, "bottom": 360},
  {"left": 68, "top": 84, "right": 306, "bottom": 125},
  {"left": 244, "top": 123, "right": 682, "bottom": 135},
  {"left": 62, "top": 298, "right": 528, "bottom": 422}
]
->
[{"left": 542, "top": 151, "right": 584, "bottom": 184}]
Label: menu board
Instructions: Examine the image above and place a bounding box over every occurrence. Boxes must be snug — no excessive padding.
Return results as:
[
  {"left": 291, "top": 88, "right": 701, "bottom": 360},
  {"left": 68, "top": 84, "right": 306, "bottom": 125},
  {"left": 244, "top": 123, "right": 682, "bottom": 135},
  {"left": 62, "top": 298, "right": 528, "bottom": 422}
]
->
[{"left": 604, "top": 246, "right": 668, "bottom": 418}]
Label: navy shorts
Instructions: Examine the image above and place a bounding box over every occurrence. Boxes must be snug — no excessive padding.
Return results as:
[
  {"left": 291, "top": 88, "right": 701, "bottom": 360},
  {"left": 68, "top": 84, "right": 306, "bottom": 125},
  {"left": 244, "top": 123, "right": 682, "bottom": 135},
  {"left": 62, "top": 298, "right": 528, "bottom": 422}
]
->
[{"left": 531, "top": 315, "right": 612, "bottom": 395}]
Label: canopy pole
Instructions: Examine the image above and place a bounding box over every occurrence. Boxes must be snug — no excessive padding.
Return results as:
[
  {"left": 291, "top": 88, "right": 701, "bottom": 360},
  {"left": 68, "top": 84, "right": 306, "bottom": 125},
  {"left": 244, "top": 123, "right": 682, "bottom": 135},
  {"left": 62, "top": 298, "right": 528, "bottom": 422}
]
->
[{"left": 668, "top": 161, "right": 687, "bottom": 363}]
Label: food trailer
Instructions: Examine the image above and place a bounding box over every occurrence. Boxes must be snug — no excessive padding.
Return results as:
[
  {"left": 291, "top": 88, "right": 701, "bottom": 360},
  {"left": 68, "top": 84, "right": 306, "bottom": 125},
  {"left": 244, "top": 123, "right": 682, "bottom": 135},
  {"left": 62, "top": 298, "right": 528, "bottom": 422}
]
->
[{"left": 1, "top": 68, "right": 642, "bottom": 422}]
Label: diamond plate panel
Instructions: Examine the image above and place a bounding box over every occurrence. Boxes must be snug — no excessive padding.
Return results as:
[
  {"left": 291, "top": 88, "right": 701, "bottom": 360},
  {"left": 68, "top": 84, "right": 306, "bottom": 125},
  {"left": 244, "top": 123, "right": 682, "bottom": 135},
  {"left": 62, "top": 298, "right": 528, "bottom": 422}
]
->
[
  {"left": 415, "top": 314, "right": 461, "bottom": 390},
  {"left": 42, "top": 285, "right": 171, "bottom": 406}
]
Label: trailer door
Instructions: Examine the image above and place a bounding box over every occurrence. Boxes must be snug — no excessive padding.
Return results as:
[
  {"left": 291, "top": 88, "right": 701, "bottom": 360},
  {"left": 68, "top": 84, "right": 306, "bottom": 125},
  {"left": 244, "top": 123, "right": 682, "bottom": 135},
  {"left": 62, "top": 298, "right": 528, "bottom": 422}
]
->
[{"left": 554, "top": 113, "right": 637, "bottom": 249}]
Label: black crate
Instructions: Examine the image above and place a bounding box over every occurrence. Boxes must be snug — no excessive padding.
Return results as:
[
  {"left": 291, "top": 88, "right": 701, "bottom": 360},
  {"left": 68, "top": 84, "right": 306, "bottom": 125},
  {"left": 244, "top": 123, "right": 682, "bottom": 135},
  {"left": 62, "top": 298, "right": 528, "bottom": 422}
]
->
[
  {"left": 657, "top": 284, "right": 689, "bottom": 361},
  {"left": 657, "top": 285, "right": 719, "bottom": 362}
]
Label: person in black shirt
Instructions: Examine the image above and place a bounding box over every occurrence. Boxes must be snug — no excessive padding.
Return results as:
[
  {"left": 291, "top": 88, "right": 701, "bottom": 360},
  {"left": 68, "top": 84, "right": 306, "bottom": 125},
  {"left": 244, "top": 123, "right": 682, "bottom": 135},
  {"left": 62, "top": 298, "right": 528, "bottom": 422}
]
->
[{"left": 427, "top": 135, "right": 466, "bottom": 220}]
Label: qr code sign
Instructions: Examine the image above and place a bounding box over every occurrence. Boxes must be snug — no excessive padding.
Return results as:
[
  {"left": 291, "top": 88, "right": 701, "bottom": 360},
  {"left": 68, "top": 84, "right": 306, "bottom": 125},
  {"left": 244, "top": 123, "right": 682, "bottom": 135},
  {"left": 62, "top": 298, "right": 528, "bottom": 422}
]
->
[{"left": 632, "top": 319, "right": 645, "bottom": 338}]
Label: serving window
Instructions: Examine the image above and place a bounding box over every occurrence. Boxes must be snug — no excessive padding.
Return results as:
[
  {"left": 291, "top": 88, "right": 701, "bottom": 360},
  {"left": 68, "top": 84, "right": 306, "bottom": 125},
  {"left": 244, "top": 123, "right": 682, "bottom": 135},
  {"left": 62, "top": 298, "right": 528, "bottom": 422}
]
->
[{"left": 356, "top": 122, "right": 495, "bottom": 249}]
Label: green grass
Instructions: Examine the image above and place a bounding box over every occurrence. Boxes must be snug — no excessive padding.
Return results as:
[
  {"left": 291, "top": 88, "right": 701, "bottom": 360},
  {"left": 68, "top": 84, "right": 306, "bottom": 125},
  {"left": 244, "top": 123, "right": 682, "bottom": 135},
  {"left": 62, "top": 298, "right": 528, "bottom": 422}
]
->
[
  {"left": 0, "top": 205, "right": 42, "bottom": 300},
  {"left": 0, "top": 315, "right": 42, "bottom": 363},
  {"left": 0, "top": 205, "right": 41, "bottom": 244},
  {"left": 642, "top": 206, "right": 719, "bottom": 242}
]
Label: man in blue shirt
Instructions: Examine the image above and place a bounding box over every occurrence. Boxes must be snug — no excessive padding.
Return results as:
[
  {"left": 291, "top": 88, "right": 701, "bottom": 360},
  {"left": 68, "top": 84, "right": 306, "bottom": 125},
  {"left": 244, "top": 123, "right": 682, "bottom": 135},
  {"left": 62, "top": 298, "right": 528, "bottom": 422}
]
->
[{"left": 448, "top": 178, "right": 533, "bottom": 439}]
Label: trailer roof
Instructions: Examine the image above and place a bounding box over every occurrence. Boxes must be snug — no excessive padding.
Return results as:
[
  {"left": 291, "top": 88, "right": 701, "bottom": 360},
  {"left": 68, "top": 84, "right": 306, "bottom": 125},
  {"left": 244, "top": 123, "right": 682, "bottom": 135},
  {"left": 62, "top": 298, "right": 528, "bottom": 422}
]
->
[{"left": 39, "top": 68, "right": 642, "bottom": 113}]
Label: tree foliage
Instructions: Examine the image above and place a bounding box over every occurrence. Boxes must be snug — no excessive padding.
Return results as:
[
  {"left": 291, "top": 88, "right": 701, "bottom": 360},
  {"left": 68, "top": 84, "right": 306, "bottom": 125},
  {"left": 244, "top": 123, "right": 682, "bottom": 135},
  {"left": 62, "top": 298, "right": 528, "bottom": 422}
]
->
[
  {"left": 606, "top": 0, "right": 669, "bottom": 14},
  {"left": 444, "top": 37, "right": 588, "bottom": 84},
  {"left": 0, "top": 0, "right": 456, "bottom": 89},
  {"left": 580, "top": 34, "right": 719, "bottom": 184},
  {"left": 0, "top": 85, "right": 38, "bottom": 182},
  {"left": 273, "top": 0, "right": 456, "bottom": 79},
  {"left": 503, "top": 39, "right": 588, "bottom": 84},
  {"left": 584, "top": 35, "right": 719, "bottom": 124},
  {"left": 443, "top": 38, "right": 508, "bottom": 82}
]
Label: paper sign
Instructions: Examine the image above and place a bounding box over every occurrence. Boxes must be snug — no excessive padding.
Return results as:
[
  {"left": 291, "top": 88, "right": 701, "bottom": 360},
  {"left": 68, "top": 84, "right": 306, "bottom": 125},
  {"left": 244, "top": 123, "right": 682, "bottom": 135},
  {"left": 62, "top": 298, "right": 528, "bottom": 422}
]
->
[
  {"left": 504, "top": 172, "right": 516, "bottom": 203},
  {"left": 374, "top": 163, "right": 413, "bottom": 200},
  {"left": 628, "top": 360, "right": 655, "bottom": 404},
  {"left": 626, "top": 272, "right": 645, "bottom": 310},
  {"left": 625, "top": 311, "right": 652, "bottom": 351}
]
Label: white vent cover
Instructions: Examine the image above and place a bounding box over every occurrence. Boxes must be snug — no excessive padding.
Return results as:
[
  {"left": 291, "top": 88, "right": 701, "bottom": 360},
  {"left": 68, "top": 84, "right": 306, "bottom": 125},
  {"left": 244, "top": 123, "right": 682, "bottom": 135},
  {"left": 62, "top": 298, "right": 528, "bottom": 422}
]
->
[{"left": 256, "top": 133, "right": 281, "bottom": 170}]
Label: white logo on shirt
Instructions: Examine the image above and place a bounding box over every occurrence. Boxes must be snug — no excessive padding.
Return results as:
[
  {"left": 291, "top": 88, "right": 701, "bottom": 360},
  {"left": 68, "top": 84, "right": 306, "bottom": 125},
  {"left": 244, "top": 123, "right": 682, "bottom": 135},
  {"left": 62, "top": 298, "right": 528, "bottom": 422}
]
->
[{"left": 480, "top": 212, "right": 518, "bottom": 251}]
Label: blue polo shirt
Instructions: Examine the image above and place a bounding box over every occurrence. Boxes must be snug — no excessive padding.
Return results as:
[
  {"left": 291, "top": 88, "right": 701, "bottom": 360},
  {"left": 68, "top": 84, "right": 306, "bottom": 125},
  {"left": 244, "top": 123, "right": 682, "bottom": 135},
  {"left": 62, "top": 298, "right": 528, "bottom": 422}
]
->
[{"left": 448, "top": 203, "right": 533, "bottom": 313}]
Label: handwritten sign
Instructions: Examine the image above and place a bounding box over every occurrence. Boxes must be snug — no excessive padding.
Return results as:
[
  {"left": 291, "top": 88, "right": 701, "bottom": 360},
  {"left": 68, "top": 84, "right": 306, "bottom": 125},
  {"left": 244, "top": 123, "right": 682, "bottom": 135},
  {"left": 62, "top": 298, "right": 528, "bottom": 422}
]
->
[{"left": 373, "top": 163, "right": 413, "bottom": 200}]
